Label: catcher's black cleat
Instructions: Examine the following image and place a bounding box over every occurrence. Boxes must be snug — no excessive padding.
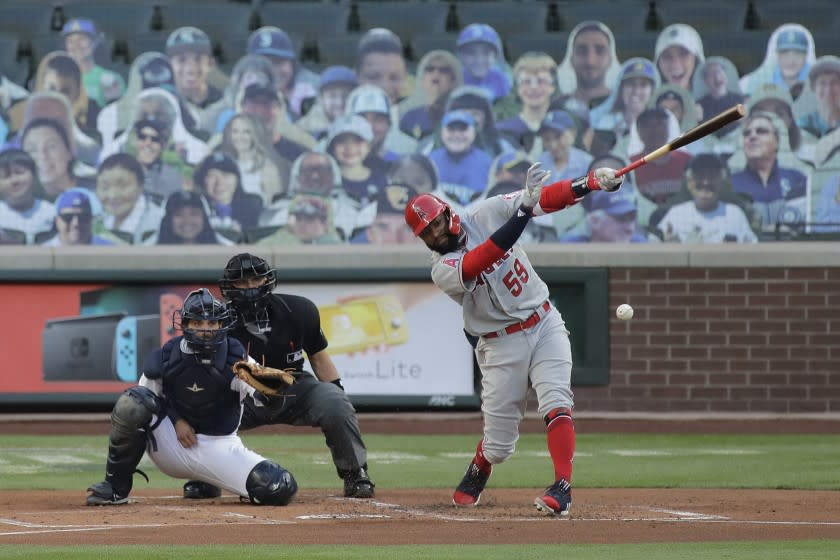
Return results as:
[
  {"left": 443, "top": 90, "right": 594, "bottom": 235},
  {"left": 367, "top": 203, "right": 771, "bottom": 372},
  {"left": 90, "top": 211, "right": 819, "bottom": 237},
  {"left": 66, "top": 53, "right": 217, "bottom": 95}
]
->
[
  {"left": 183, "top": 480, "right": 222, "bottom": 499},
  {"left": 86, "top": 481, "right": 129, "bottom": 506},
  {"left": 344, "top": 468, "right": 375, "bottom": 498}
]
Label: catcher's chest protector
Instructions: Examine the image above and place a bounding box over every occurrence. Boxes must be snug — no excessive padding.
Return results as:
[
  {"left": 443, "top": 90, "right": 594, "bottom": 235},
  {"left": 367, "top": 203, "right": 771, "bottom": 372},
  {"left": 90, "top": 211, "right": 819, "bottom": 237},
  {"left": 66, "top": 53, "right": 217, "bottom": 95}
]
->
[{"left": 160, "top": 340, "right": 242, "bottom": 435}]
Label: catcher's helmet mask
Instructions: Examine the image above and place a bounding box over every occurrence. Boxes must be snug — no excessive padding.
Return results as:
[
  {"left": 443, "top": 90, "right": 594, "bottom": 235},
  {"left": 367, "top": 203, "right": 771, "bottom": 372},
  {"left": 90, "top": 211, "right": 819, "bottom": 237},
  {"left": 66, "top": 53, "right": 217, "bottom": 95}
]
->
[
  {"left": 405, "top": 194, "right": 463, "bottom": 253},
  {"left": 175, "top": 288, "right": 235, "bottom": 358},
  {"left": 220, "top": 253, "right": 276, "bottom": 331}
]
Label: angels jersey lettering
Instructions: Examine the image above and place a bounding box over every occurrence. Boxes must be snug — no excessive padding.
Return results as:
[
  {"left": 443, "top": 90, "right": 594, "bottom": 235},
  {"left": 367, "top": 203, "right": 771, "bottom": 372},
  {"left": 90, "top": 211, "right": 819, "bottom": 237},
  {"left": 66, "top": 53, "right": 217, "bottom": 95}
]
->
[{"left": 430, "top": 195, "right": 550, "bottom": 335}]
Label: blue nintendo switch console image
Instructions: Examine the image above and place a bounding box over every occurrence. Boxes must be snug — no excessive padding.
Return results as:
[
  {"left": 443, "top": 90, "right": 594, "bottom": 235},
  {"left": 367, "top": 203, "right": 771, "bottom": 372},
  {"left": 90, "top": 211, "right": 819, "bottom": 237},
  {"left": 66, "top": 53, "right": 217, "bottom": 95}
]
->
[
  {"left": 42, "top": 312, "right": 160, "bottom": 382},
  {"left": 113, "top": 315, "right": 161, "bottom": 382}
]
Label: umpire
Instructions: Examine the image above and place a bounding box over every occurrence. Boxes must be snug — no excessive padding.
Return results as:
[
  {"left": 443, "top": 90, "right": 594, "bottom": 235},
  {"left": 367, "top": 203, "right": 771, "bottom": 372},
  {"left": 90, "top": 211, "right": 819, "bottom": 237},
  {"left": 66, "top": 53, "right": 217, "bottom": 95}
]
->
[{"left": 182, "top": 252, "right": 374, "bottom": 499}]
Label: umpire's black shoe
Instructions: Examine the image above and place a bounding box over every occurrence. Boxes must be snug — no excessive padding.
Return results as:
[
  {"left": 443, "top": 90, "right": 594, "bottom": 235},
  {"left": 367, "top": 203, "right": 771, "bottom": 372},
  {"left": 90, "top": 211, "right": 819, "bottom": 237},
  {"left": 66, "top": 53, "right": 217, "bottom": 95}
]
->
[
  {"left": 86, "top": 481, "right": 129, "bottom": 506},
  {"left": 344, "top": 468, "right": 375, "bottom": 498},
  {"left": 183, "top": 480, "right": 222, "bottom": 499}
]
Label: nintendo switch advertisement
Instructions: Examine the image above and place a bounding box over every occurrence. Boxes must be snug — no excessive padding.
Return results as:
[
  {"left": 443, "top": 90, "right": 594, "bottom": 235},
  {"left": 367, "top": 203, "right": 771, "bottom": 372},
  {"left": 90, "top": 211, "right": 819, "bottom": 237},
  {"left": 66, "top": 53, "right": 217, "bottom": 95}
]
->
[{"left": 1, "top": 283, "right": 474, "bottom": 399}]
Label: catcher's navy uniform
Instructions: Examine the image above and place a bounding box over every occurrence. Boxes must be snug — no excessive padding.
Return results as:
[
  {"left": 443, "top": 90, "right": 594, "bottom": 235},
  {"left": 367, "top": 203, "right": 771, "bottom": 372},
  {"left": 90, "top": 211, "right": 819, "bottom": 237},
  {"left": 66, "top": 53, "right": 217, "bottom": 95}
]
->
[
  {"left": 139, "top": 337, "right": 278, "bottom": 498},
  {"left": 144, "top": 336, "right": 246, "bottom": 436}
]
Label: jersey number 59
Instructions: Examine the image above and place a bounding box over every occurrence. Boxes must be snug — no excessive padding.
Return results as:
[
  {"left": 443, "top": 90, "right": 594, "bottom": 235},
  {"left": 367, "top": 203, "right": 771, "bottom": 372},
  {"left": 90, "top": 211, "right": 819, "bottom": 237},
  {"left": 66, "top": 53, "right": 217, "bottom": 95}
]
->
[{"left": 502, "top": 259, "right": 530, "bottom": 296}]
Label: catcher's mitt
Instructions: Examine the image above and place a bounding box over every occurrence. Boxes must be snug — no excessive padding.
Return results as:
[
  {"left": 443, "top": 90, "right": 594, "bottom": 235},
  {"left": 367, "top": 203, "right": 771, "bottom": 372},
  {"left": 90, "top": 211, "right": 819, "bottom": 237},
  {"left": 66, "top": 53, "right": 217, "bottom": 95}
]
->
[{"left": 232, "top": 360, "right": 296, "bottom": 397}]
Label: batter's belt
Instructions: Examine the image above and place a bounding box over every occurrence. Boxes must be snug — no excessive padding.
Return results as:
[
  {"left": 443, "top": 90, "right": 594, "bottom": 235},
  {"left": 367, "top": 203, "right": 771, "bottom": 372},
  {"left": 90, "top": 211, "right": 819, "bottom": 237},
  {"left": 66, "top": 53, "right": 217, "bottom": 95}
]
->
[{"left": 482, "top": 301, "right": 551, "bottom": 339}]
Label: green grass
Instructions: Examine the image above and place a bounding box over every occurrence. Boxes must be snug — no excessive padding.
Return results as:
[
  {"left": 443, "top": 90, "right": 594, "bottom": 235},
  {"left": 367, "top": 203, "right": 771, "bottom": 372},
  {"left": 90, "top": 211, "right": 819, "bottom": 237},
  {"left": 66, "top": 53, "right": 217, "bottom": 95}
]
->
[
  {"left": 2, "top": 432, "right": 839, "bottom": 491},
  {"left": 1, "top": 542, "right": 838, "bottom": 560}
]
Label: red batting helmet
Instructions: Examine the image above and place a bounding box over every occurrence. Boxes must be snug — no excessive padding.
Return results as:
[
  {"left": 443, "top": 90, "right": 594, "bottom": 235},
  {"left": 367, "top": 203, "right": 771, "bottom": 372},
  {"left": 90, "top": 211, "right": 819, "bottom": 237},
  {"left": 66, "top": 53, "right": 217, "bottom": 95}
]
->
[{"left": 404, "top": 194, "right": 461, "bottom": 236}]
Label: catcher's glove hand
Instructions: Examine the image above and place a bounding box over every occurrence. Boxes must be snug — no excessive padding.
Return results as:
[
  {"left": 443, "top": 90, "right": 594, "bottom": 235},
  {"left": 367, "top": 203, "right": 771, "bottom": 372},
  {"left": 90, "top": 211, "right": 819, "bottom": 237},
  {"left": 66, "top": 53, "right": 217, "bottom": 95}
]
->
[{"left": 232, "top": 360, "right": 296, "bottom": 397}]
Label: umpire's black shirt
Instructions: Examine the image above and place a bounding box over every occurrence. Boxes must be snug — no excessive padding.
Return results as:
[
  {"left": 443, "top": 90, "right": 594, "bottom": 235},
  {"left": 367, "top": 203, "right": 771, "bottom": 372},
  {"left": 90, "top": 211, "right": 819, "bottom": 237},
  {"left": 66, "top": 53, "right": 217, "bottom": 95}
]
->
[{"left": 230, "top": 294, "right": 328, "bottom": 371}]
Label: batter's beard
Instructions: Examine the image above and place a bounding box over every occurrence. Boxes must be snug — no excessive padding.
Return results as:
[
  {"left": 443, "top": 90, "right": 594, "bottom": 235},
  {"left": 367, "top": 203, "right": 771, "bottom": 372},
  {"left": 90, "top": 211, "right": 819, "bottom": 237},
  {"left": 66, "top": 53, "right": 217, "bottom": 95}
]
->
[{"left": 428, "top": 231, "right": 463, "bottom": 254}]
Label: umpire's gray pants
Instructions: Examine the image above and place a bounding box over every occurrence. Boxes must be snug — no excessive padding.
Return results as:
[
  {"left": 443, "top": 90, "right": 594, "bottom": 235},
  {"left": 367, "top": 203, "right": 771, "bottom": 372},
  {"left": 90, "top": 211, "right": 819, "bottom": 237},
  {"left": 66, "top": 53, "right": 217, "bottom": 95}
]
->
[{"left": 240, "top": 373, "right": 368, "bottom": 479}]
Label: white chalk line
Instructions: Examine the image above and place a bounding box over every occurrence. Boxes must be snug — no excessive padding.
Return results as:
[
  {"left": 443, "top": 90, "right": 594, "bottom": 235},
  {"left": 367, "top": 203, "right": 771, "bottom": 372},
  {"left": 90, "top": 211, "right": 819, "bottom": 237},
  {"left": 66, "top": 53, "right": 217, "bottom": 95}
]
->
[
  {"left": 0, "top": 518, "right": 167, "bottom": 530},
  {"left": 0, "top": 516, "right": 294, "bottom": 537},
  {"left": 365, "top": 499, "right": 498, "bottom": 522},
  {"left": 587, "top": 518, "right": 840, "bottom": 526},
  {"left": 8, "top": 518, "right": 837, "bottom": 537},
  {"left": 297, "top": 514, "right": 392, "bottom": 520},
  {"left": 1, "top": 527, "right": 135, "bottom": 537},
  {"left": 0, "top": 518, "right": 169, "bottom": 536},
  {"left": 0, "top": 501, "right": 297, "bottom": 538},
  {"left": 4, "top": 499, "right": 840, "bottom": 537},
  {"left": 649, "top": 507, "right": 729, "bottom": 520},
  {"left": 359, "top": 499, "right": 840, "bottom": 526}
]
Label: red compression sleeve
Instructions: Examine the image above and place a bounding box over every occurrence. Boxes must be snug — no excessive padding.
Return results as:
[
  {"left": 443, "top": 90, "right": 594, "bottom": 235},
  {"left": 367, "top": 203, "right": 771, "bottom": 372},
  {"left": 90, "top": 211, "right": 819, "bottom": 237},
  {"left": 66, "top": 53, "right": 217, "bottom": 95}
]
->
[
  {"left": 538, "top": 179, "right": 580, "bottom": 214},
  {"left": 545, "top": 408, "right": 575, "bottom": 482},
  {"left": 462, "top": 238, "right": 506, "bottom": 281},
  {"left": 461, "top": 204, "right": 533, "bottom": 281}
]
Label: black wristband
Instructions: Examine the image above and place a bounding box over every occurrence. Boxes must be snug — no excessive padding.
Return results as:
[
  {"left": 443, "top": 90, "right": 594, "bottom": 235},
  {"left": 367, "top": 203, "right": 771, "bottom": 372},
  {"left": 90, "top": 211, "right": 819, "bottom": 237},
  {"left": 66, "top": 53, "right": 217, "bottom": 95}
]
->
[
  {"left": 331, "top": 378, "right": 345, "bottom": 391},
  {"left": 489, "top": 204, "right": 532, "bottom": 251},
  {"left": 570, "top": 175, "right": 592, "bottom": 198}
]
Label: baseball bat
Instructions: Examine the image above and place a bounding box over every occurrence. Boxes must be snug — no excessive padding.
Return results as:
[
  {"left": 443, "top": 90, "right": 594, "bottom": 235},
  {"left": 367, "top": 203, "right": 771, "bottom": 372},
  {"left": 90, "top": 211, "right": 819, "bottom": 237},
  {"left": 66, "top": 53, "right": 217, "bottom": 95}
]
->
[{"left": 615, "top": 104, "right": 746, "bottom": 177}]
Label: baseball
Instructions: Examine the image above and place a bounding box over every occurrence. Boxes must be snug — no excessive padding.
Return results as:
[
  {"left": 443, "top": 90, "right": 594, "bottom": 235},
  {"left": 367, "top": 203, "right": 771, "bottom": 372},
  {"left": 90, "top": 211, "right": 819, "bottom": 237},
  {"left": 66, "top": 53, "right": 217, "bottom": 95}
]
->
[{"left": 616, "top": 304, "right": 634, "bottom": 321}]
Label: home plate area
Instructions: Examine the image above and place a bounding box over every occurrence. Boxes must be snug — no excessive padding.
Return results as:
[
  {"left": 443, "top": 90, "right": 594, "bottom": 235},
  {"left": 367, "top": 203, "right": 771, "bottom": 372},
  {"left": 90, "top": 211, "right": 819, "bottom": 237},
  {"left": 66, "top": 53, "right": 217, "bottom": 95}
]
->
[{"left": 2, "top": 488, "right": 840, "bottom": 545}]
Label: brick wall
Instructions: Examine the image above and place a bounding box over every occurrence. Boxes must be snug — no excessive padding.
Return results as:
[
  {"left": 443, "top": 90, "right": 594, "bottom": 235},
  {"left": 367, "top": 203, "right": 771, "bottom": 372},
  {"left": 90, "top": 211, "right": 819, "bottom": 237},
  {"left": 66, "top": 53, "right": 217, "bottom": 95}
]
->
[{"left": 574, "top": 267, "right": 840, "bottom": 413}]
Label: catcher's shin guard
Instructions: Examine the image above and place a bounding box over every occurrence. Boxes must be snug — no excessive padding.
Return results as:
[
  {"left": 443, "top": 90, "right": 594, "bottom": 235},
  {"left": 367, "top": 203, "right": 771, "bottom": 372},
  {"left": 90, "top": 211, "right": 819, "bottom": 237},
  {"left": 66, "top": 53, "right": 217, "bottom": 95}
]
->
[
  {"left": 245, "top": 460, "right": 298, "bottom": 505},
  {"left": 102, "top": 387, "right": 161, "bottom": 498}
]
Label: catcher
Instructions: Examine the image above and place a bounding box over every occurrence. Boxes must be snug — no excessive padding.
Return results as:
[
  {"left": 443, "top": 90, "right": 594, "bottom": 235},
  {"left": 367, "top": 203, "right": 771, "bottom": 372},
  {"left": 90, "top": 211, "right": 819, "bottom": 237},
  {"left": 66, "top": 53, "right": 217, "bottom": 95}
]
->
[
  {"left": 86, "top": 288, "right": 298, "bottom": 506},
  {"left": 179, "top": 253, "right": 375, "bottom": 501}
]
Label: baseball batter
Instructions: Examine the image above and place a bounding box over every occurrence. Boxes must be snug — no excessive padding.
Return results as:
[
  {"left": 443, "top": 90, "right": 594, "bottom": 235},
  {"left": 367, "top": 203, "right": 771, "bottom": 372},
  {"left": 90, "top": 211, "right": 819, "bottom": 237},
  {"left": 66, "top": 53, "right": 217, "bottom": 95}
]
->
[
  {"left": 86, "top": 288, "right": 297, "bottom": 506},
  {"left": 405, "top": 162, "right": 623, "bottom": 517}
]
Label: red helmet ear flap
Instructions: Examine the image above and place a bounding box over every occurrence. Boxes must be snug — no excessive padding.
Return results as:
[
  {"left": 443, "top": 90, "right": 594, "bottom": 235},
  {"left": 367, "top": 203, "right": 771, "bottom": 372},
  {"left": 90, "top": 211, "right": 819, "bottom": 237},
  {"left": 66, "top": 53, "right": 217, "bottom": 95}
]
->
[{"left": 448, "top": 212, "right": 461, "bottom": 235}]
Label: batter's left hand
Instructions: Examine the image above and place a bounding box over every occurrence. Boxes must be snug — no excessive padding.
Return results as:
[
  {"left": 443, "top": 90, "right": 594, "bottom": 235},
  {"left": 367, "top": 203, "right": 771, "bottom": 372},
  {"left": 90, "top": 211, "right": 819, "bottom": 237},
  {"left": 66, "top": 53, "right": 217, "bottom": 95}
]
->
[
  {"left": 523, "top": 162, "right": 551, "bottom": 209},
  {"left": 591, "top": 168, "right": 623, "bottom": 192}
]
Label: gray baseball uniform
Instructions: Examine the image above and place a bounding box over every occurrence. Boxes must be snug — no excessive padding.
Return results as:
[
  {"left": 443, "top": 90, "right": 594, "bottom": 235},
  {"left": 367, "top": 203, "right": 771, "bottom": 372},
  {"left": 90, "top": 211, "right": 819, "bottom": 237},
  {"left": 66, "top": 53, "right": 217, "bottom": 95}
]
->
[{"left": 430, "top": 192, "right": 574, "bottom": 464}]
